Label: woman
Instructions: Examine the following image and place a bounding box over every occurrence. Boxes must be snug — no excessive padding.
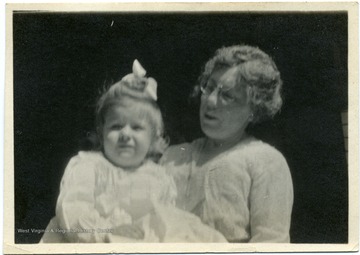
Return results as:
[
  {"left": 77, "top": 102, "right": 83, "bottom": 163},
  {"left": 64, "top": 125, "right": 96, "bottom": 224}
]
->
[{"left": 161, "top": 45, "right": 293, "bottom": 242}]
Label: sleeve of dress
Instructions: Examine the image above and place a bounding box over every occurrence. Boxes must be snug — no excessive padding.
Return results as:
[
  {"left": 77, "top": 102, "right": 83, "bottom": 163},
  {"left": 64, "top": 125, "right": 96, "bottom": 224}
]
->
[
  {"left": 143, "top": 162, "right": 177, "bottom": 206},
  {"left": 159, "top": 145, "right": 176, "bottom": 165},
  {"left": 159, "top": 143, "right": 191, "bottom": 167},
  {"left": 249, "top": 148, "right": 294, "bottom": 243},
  {"left": 157, "top": 166, "right": 178, "bottom": 205},
  {"left": 55, "top": 153, "right": 109, "bottom": 242}
]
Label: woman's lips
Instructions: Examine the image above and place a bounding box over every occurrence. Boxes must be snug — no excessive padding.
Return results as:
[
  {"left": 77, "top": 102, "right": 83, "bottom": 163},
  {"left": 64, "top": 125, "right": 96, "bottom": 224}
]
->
[{"left": 204, "top": 112, "right": 218, "bottom": 121}]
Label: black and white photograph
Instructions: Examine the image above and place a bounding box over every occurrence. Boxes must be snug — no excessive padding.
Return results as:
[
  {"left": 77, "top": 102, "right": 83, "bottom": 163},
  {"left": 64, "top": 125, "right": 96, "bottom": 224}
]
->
[{"left": 4, "top": 2, "right": 358, "bottom": 254}]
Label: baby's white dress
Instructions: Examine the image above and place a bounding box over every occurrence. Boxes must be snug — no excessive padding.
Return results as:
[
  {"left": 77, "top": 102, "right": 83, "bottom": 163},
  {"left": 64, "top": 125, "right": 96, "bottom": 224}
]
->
[
  {"left": 41, "top": 151, "right": 226, "bottom": 243},
  {"left": 161, "top": 137, "right": 294, "bottom": 242}
]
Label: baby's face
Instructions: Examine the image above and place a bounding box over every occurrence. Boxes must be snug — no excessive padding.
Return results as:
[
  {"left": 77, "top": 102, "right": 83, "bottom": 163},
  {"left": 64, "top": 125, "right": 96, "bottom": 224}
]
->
[{"left": 102, "top": 105, "right": 152, "bottom": 169}]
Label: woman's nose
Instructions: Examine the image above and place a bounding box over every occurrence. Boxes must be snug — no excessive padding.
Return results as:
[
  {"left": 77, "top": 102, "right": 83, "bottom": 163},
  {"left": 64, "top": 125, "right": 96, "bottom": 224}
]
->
[{"left": 206, "top": 89, "right": 219, "bottom": 108}]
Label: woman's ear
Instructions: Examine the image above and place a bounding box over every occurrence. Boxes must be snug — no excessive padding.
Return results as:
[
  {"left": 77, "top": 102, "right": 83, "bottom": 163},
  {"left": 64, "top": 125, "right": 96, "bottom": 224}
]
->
[
  {"left": 248, "top": 112, "right": 254, "bottom": 123},
  {"left": 245, "top": 85, "right": 253, "bottom": 104}
]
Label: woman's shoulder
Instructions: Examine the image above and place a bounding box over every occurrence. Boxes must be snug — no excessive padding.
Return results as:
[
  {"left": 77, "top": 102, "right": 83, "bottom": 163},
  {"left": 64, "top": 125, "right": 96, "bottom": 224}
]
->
[
  {"left": 217, "top": 137, "right": 288, "bottom": 175},
  {"left": 161, "top": 138, "right": 205, "bottom": 165},
  {"left": 239, "top": 137, "right": 290, "bottom": 176},
  {"left": 242, "top": 138, "right": 285, "bottom": 159},
  {"left": 166, "top": 138, "right": 204, "bottom": 154}
]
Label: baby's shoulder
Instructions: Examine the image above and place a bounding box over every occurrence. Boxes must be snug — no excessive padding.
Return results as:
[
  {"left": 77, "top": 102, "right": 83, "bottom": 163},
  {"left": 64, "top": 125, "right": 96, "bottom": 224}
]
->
[
  {"left": 77, "top": 150, "right": 103, "bottom": 159},
  {"left": 64, "top": 151, "right": 109, "bottom": 173},
  {"left": 69, "top": 151, "right": 105, "bottom": 165},
  {"left": 140, "top": 160, "right": 163, "bottom": 170},
  {"left": 60, "top": 151, "right": 107, "bottom": 182},
  {"left": 135, "top": 161, "right": 174, "bottom": 184}
]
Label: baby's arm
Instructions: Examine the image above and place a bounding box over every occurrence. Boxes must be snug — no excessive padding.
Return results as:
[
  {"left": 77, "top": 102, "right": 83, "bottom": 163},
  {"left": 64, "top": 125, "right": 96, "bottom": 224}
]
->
[
  {"left": 107, "top": 205, "right": 146, "bottom": 240},
  {"left": 55, "top": 154, "right": 109, "bottom": 242},
  {"left": 112, "top": 224, "right": 144, "bottom": 240}
]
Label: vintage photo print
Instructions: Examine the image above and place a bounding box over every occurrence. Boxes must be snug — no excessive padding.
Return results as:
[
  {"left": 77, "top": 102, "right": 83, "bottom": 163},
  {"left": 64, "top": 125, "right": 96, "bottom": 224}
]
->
[{"left": 4, "top": 2, "right": 358, "bottom": 254}]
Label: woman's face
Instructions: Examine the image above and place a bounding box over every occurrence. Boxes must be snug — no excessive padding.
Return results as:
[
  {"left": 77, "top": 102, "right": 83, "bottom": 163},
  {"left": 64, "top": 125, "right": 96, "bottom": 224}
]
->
[{"left": 200, "top": 67, "right": 253, "bottom": 143}]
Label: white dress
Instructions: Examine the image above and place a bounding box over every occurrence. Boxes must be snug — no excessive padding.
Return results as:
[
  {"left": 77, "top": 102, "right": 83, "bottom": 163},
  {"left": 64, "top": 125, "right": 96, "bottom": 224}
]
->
[
  {"left": 161, "top": 137, "right": 294, "bottom": 242},
  {"left": 41, "top": 151, "right": 226, "bottom": 243}
]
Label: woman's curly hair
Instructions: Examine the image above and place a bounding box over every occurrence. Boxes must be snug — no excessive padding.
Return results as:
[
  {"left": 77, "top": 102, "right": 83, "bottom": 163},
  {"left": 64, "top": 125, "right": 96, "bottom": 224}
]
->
[{"left": 193, "top": 45, "right": 283, "bottom": 123}]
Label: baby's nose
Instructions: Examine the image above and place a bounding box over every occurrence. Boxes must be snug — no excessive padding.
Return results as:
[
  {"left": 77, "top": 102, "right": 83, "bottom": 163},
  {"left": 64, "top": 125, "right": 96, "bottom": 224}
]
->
[{"left": 119, "top": 125, "right": 131, "bottom": 141}]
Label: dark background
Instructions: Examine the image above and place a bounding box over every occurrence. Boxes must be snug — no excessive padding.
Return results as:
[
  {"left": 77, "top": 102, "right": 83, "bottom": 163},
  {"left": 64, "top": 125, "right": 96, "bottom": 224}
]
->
[{"left": 13, "top": 12, "right": 348, "bottom": 243}]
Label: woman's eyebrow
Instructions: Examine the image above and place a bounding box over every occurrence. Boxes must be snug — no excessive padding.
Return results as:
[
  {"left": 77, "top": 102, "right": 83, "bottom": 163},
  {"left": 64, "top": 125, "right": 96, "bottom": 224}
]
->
[{"left": 219, "top": 81, "right": 239, "bottom": 92}]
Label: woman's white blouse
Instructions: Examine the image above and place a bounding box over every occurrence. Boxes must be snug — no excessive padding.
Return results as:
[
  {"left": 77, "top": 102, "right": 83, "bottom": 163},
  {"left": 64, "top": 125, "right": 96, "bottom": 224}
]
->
[
  {"left": 161, "top": 137, "right": 293, "bottom": 242},
  {"left": 55, "top": 151, "right": 177, "bottom": 242}
]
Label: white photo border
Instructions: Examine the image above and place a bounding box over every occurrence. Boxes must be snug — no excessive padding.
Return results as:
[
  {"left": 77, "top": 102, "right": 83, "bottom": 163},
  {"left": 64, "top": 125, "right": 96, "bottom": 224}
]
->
[{"left": 4, "top": 2, "right": 359, "bottom": 254}]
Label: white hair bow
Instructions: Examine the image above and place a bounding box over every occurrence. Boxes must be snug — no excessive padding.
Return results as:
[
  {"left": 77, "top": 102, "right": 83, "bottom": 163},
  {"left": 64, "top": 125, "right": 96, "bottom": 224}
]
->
[{"left": 121, "top": 59, "right": 158, "bottom": 101}]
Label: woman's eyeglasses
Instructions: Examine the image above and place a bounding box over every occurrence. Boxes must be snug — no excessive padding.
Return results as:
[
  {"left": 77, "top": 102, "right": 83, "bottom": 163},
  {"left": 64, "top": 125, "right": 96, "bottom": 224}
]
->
[{"left": 200, "top": 82, "right": 237, "bottom": 105}]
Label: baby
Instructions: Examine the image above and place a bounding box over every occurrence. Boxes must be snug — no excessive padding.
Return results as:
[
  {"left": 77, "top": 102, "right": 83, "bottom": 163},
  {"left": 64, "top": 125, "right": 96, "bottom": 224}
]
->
[{"left": 41, "top": 60, "right": 226, "bottom": 243}]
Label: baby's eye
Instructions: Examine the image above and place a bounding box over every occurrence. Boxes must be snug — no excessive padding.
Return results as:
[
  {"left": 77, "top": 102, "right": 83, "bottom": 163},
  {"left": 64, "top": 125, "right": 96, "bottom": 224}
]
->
[
  {"left": 110, "top": 124, "right": 123, "bottom": 130},
  {"left": 132, "top": 124, "right": 144, "bottom": 131}
]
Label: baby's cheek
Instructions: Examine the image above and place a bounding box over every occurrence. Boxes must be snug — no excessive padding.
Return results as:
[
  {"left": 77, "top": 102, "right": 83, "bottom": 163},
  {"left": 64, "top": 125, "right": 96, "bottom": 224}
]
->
[{"left": 106, "top": 130, "right": 119, "bottom": 142}]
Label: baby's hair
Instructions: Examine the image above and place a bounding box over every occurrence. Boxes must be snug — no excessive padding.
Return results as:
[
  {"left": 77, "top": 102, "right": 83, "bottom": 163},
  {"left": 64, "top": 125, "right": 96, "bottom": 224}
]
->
[
  {"left": 193, "top": 44, "right": 283, "bottom": 123},
  {"left": 94, "top": 77, "right": 168, "bottom": 161}
]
